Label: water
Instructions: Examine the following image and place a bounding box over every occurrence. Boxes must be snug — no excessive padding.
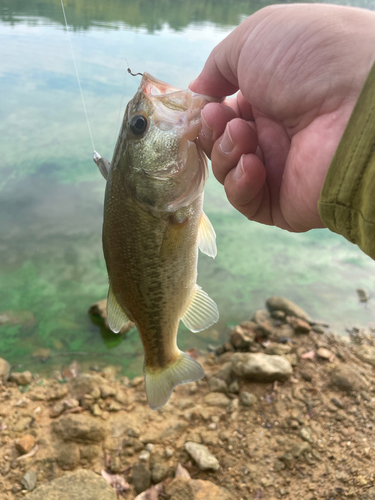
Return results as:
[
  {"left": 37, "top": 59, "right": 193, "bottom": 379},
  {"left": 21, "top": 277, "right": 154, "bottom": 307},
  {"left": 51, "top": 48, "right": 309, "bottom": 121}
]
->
[{"left": 1, "top": 0, "right": 374, "bottom": 377}]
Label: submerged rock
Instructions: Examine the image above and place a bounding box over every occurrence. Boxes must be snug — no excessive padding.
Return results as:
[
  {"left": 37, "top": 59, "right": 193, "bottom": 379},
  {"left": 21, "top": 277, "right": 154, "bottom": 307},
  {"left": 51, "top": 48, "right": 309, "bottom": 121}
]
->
[
  {"left": 231, "top": 353, "right": 293, "bottom": 382},
  {"left": 266, "top": 296, "right": 312, "bottom": 322},
  {"left": 0, "top": 357, "right": 10, "bottom": 383},
  {"left": 25, "top": 469, "right": 117, "bottom": 500},
  {"left": 89, "top": 298, "right": 134, "bottom": 334}
]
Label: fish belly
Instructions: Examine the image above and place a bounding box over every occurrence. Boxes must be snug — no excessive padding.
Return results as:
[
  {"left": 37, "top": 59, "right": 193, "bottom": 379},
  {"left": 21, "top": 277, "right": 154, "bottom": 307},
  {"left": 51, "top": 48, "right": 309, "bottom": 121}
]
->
[{"left": 103, "top": 170, "right": 202, "bottom": 370}]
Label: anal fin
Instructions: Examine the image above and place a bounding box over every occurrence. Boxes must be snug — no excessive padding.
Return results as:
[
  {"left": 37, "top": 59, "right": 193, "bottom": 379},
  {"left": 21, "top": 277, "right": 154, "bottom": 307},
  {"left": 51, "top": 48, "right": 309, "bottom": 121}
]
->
[
  {"left": 144, "top": 350, "right": 204, "bottom": 410},
  {"left": 198, "top": 212, "right": 217, "bottom": 258},
  {"left": 181, "top": 285, "right": 219, "bottom": 333},
  {"left": 107, "top": 286, "right": 130, "bottom": 333}
]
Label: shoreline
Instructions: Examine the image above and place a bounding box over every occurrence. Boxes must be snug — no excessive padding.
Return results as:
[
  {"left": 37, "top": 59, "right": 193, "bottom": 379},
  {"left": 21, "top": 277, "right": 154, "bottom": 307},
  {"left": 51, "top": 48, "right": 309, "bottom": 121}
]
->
[{"left": 1, "top": 296, "right": 375, "bottom": 500}]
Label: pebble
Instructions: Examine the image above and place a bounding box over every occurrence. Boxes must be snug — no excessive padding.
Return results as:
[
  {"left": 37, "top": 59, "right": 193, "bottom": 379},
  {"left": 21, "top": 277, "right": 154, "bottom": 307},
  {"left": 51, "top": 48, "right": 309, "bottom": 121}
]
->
[
  {"left": 55, "top": 441, "right": 80, "bottom": 470},
  {"left": 232, "top": 352, "right": 293, "bottom": 382},
  {"left": 15, "top": 434, "right": 35, "bottom": 454},
  {"left": 287, "top": 317, "right": 311, "bottom": 334},
  {"left": 108, "top": 401, "right": 121, "bottom": 411},
  {"left": 208, "top": 376, "right": 228, "bottom": 394},
  {"left": 299, "top": 427, "right": 314, "bottom": 443},
  {"left": 240, "top": 391, "right": 257, "bottom": 407},
  {"left": 185, "top": 441, "right": 220, "bottom": 471},
  {"left": 115, "top": 390, "right": 127, "bottom": 405},
  {"left": 14, "top": 416, "right": 33, "bottom": 432},
  {"left": 9, "top": 371, "right": 32, "bottom": 386},
  {"left": 164, "top": 446, "right": 174, "bottom": 458},
  {"left": 215, "top": 362, "right": 233, "bottom": 385},
  {"left": 316, "top": 347, "right": 333, "bottom": 360},
  {"left": 204, "top": 392, "right": 230, "bottom": 407},
  {"left": 139, "top": 450, "right": 150, "bottom": 462},
  {"left": 265, "top": 343, "right": 292, "bottom": 355},
  {"left": 230, "top": 325, "right": 255, "bottom": 350},
  {"left": 91, "top": 403, "right": 102, "bottom": 417},
  {"left": 311, "top": 324, "right": 325, "bottom": 334},
  {"left": 355, "top": 345, "right": 375, "bottom": 367},
  {"left": 228, "top": 380, "right": 239, "bottom": 393}
]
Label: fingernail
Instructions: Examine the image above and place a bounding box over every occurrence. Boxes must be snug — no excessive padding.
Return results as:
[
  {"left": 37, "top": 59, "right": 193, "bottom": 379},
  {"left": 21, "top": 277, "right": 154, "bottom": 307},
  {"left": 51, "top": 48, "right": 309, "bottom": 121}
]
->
[
  {"left": 233, "top": 155, "right": 245, "bottom": 181},
  {"left": 219, "top": 123, "right": 234, "bottom": 154},
  {"left": 201, "top": 114, "right": 212, "bottom": 140}
]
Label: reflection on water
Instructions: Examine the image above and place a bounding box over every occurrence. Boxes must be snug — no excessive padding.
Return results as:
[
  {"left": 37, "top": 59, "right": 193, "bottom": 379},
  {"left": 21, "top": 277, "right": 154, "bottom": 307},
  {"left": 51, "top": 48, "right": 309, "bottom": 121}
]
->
[{"left": 0, "top": 0, "right": 374, "bottom": 376}]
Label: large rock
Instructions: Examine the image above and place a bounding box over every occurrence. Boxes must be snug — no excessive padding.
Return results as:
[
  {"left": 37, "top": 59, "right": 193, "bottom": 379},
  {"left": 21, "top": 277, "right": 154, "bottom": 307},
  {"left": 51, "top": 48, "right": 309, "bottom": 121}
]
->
[
  {"left": 9, "top": 370, "right": 32, "bottom": 386},
  {"left": 185, "top": 442, "right": 220, "bottom": 471},
  {"left": 165, "top": 477, "right": 230, "bottom": 500},
  {"left": 132, "top": 462, "right": 151, "bottom": 494},
  {"left": 25, "top": 469, "right": 117, "bottom": 500},
  {"left": 191, "top": 479, "right": 230, "bottom": 500},
  {"left": 51, "top": 414, "right": 107, "bottom": 443},
  {"left": 330, "top": 365, "right": 369, "bottom": 392},
  {"left": 0, "top": 358, "right": 10, "bottom": 383},
  {"left": 355, "top": 345, "right": 375, "bottom": 366},
  {"left": 165, "top": 477, "right": 194, "bottom": 500},
  {"left": 266, "top": 297, "right": 312, "bottom": 322},
  {"left": 231, "top": 353, "right": 293, "bottom": 382}
]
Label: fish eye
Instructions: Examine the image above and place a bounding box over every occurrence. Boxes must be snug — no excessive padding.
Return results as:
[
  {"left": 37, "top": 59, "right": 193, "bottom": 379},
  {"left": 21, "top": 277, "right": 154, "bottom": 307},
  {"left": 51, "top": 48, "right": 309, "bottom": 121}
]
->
[{"left": 129, "top": 115, "right": 148, "bottom": 135}]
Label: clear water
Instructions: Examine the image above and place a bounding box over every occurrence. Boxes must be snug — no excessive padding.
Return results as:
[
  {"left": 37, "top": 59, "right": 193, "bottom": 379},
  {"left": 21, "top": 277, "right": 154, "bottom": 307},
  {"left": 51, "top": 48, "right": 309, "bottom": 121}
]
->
[{"left": 1, "top": 0, "right": 374, "bottom": 377}]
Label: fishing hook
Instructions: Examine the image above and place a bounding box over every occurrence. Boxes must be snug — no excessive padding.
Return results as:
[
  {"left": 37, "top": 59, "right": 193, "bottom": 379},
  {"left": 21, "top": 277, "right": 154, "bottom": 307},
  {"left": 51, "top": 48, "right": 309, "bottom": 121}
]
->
[{"left": 127, "top": 68, "right": 143, "bottom": 77}]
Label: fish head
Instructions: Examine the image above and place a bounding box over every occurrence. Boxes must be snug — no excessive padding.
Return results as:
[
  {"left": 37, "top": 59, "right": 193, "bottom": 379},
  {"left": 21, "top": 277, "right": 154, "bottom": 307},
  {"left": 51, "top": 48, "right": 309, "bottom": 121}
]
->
[{"left": 114, "top": 73, "right": 217, "bottom": 212}]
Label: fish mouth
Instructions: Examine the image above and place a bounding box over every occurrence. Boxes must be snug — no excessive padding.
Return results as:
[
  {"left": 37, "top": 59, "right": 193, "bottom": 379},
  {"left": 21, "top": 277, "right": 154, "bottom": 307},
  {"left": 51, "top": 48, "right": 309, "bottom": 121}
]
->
[{"left": 141, "top": 73, "right": 181, "bottom": 96}]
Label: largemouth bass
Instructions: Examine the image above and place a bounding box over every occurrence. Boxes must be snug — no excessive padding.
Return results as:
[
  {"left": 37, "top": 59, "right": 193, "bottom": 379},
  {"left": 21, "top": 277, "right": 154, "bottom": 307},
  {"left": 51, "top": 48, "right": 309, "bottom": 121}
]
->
[{"left": 93, "top": 73, "right": 218, "bottom": 410}]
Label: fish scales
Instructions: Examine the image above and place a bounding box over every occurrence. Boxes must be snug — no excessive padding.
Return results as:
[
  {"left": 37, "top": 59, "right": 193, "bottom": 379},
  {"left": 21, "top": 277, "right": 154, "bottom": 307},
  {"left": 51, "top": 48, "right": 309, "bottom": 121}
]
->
[{"left": 94, "top": 73, "right": 219, "bottom": 409}]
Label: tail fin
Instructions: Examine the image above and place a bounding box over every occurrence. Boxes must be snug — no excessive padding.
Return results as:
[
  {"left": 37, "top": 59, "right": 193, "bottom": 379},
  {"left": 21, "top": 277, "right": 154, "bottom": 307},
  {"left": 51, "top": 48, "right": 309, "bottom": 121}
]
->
[{"left": 144, "top": 351, "right": 205, "bottom": 410}]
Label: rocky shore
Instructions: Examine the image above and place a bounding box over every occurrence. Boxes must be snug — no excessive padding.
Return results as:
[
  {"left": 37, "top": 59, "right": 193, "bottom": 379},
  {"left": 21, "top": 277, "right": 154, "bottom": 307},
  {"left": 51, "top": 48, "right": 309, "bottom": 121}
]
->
[{"left": 1, "top": 296, "right": 375, "bottom": 499}]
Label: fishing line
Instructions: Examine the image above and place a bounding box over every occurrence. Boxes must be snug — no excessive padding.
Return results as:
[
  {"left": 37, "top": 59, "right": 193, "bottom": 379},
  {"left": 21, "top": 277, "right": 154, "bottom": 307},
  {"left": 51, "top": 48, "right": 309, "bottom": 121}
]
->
[{"left": 60, "top": 0, "right": 95, "bottom": 152}]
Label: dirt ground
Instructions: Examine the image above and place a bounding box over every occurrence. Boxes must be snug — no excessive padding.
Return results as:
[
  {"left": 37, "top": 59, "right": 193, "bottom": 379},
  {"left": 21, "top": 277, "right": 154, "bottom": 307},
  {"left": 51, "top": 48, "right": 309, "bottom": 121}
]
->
[{"left": 1, "top": 299, "right": 375, "bottom": 499}]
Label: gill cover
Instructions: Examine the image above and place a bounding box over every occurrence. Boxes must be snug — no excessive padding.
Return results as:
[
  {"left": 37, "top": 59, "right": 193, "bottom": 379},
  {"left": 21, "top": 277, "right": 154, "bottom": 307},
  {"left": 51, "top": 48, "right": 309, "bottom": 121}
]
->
[{"left": 125, "top": 73, "right": 217, "bottom": 213}]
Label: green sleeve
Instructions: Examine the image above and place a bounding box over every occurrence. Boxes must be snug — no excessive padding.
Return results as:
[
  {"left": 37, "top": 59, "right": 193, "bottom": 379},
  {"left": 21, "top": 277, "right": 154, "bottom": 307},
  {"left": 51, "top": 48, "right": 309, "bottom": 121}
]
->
[{"left": 318, "top": 62, "right": 375, "bottom": 260}]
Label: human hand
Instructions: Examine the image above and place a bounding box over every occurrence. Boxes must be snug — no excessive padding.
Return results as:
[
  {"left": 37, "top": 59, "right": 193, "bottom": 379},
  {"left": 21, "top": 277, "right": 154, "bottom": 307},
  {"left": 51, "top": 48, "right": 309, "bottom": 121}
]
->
[{"left": 190, "top": 4, "right": 375, "bottom": 232}]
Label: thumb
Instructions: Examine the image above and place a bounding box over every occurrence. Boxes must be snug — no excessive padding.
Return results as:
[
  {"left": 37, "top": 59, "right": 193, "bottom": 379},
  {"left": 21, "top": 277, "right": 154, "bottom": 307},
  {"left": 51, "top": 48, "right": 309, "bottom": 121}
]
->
[{"left": 189, "top": 33, "right": 241, "bottom": 97}]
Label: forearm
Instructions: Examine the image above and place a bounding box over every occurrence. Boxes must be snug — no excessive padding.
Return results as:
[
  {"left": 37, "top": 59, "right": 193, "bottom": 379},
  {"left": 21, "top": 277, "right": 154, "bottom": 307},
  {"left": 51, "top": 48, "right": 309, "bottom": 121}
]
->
[{"left": 318, "top": 62, "right": 375, "bottom": 259}]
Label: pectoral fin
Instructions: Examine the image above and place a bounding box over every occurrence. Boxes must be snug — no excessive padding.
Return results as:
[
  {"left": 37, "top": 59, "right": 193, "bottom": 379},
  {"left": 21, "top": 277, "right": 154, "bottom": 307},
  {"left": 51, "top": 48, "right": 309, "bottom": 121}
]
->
[
  {"left": 93, "top": 151, "right": 111, "bottom": 180},
  {"left": 181, "top": 285, "right": 219, "bottom": 333},
  {"left": 107, "top": 286, "right": 130, "bottom": 333},
  {"left": 198, "top": 212, "right": 217, "bottom": 258}
]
